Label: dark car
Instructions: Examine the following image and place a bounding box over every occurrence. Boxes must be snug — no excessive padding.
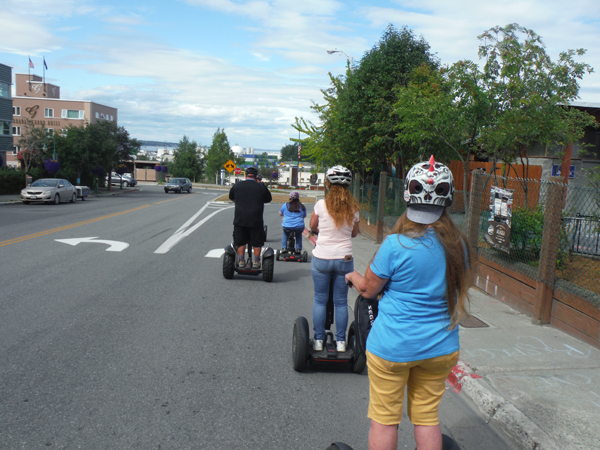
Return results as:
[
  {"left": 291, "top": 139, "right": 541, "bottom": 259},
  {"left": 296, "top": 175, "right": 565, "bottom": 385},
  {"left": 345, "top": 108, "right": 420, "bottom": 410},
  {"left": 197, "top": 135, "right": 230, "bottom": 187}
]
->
[
  {"left": 106, "top": 173, "right": 137, "bottom": 187},
  {"left": 165, "top": 178, "right": 192, "bottom": 194}
]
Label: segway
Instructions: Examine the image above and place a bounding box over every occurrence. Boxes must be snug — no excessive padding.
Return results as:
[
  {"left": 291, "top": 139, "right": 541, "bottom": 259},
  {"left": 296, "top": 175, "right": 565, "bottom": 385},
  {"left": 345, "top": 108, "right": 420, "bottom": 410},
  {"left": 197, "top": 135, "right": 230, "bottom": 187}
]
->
[
  {"left": 292, "top": 284, "right": 365, "bottom": 373},
  {"left": 325, "top": 434, "right": 462, "bottom": 449},
  {"left": 222, "top": 242, "right": 275, "bottom": 282},
  {"left": 276, "top": 228, "right": 308, "bottom": 262}
]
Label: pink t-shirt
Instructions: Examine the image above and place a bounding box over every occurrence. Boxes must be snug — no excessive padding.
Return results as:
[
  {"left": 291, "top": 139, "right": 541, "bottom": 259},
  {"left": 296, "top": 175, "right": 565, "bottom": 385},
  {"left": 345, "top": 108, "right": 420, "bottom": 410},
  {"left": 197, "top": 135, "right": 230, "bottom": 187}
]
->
[{"left": 312, "top": 199, "right": 360, "bottom": 260}]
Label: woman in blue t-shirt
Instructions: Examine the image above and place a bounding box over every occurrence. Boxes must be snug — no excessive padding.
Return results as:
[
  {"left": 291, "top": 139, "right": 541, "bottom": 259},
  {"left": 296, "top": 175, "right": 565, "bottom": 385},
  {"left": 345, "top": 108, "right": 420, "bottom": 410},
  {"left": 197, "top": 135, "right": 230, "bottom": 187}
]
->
[
  {"left": 346, "top": 156, "right": 474, "bottom": 450},
  {"left": 278, "top": 191, "right": 306, "bottom": 252}
]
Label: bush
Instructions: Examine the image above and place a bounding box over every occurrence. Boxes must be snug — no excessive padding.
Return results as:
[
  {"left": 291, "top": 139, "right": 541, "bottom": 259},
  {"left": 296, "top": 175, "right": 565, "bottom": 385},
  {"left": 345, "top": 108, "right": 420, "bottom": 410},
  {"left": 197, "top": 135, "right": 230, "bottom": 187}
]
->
[{"left": 0, "top": 167, "right": 27, "bottom": 194}]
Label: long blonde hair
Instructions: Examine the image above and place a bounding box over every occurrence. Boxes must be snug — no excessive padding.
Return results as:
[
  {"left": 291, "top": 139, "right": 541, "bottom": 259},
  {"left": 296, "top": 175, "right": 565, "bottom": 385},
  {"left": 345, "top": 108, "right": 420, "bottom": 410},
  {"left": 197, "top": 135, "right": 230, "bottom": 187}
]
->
[
  {"left": 391, "top": 209, "right": 474, "bottom": 329},
  {"left": 324, "top": 181, "right": 359, "bottom": 229}
]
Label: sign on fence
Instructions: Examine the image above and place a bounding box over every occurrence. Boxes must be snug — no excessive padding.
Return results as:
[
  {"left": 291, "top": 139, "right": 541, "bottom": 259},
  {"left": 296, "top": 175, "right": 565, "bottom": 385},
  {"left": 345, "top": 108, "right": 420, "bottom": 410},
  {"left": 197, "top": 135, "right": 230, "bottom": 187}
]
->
[
  {"left": 485, "top": 186, "right": 514, "bottom": 253},
  {"left": 551, "top": 164, "right": 575, "bottom": 179}
]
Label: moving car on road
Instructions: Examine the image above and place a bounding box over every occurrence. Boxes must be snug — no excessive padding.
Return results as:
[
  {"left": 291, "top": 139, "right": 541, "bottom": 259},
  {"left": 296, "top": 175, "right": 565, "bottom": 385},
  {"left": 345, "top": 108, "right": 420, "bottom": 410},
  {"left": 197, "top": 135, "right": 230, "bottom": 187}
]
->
[
  {"left": 164, "top": 178, "right": 192, "bottom": 194},
  {"left": 21, "top": 178, "right": 77, "bottom": 205}
]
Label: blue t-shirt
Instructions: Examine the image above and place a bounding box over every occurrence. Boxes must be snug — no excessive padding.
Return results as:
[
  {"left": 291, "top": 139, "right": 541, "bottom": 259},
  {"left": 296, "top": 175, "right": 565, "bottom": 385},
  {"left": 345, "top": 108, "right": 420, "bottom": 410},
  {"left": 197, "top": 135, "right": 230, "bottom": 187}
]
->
[
  {"left": 366, "top": 230, "right": 459, "bottom": 363},
  {"left": 280, "top": 203, "right": 306, "bottom": 228}
]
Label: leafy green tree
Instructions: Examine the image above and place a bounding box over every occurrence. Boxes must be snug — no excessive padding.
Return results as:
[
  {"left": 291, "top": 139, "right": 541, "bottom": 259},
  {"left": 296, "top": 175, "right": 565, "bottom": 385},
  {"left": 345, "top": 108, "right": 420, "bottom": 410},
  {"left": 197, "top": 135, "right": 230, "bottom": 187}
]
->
[
  {"left": 170, "top": 135, "right": 204, "bottom": 181},
  {"left": 205, "top": 128, "right": 235, "bottom": 182},
  {"left": 280, "top": 143, "right": 299, "bottom": 162},
  {"left": 294, "top": 25, "right": 438, "bottom": 178},
  {"left": 477, "top": 24, "right": 596, "bottom": 172}
]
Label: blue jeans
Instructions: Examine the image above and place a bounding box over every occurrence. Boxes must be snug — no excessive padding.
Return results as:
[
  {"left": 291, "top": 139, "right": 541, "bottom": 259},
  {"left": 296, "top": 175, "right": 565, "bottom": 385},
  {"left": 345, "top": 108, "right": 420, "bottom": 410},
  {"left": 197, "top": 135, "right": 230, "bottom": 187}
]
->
[
  {"left": 281, "top": 226, "right": 305, "bottom": 250},
  {"left": 311, "top": 256, "right": 354, "bottom": 342}
]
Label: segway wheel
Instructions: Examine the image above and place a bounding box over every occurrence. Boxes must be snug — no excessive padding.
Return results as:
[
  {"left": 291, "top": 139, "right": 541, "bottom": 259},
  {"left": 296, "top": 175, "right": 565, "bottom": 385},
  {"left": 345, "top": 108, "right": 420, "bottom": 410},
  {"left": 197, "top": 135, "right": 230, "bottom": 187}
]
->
[
  {"left": 262, "top": 255, "right": 274, "bottom": 282},
  {"left": 326, "top": 443, "right": 355, "bottom": 450},
  {"left": 348, "top": 322, "right": 366, "bottom": 374},
  {"left": 276, "top": 250, "right": 280, "bottom": 261},
  {"left": 442, "top": 434, "right": 462, "bottom": 450},
  {"left": 302, "top": 251, "right": 308, "bottom": 262},
  {"left": 292, "top": 316, "right": 309, "bottom": 372},
  {"left": 223, "top": 252, "right": 235, "bottom": 279},
  {"left": 264, "top": 225, "right": 268, "bottom": 242}
]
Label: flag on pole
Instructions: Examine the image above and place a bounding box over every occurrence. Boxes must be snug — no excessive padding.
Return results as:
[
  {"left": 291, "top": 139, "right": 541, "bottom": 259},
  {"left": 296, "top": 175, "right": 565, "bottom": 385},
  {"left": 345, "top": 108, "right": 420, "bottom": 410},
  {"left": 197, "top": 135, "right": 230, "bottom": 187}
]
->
[
  {"left": 43, "top": 57, "right": 48, "bottom": 70},
  {"left": 29, "top": 57, "right": 34, "bottom": 69},
  {"left": 298, "top": 144, "right": 301, "bottom": 160}
]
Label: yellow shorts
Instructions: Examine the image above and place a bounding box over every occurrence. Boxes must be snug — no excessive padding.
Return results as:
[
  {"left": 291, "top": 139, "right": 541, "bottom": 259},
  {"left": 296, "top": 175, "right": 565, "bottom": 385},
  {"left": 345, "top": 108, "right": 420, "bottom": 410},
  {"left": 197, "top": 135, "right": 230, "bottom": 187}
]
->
[{"left": 367, "top": 350, "right": 459, "bottom": 426}]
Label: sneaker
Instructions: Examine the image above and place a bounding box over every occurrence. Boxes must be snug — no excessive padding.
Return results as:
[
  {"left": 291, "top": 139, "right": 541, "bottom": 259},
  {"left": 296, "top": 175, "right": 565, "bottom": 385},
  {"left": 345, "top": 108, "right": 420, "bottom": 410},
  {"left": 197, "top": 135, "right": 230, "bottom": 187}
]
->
[
  {"left": 281, "top": 248, "right": 288, "bottom": 254},
  {"left": 252, "top": 261, "right": 261, "bottom": 269},
  {"left": 238, "top": 261, "right": 246, "bottom": 269},
  {"left": 313, "top": 340, "right": 324, "bottom": 351},
  {"left": 336, "top": 341, "right": 346, "bottom": 352}
]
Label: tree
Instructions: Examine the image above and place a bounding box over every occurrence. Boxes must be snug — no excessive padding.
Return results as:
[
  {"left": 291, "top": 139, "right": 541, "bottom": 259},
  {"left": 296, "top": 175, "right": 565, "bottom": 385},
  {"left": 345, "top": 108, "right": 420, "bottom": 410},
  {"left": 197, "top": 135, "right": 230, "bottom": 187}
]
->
[
  {"left": 170, "top": 135, "right": 204, "bottom": 181},
  {"left": 293, "top": 25, "right": 439, "bottom": 178},
  {"left": 280, "top": 143, "right": 299, "bottom": 162},
  {"left": 17, "top": 119, "right": 50, "bottom": 178},
  {"left": 205, "top": 128, "right": 235, "bottom": 182},
  {"left": 477, "top": 24, "right": 596, "bottom": 173}
]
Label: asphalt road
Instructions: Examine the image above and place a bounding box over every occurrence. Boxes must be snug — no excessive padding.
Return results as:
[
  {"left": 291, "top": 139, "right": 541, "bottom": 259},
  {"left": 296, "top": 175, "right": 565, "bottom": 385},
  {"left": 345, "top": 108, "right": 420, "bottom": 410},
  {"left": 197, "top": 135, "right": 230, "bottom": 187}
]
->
[{"left": 0, "top": 185, "right": 518, "bottom": 450}]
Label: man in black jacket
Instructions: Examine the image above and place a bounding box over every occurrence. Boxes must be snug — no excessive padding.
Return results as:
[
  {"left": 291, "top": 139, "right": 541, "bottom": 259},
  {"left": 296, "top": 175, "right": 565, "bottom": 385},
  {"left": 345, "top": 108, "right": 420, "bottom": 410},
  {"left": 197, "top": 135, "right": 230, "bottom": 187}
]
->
[{"left": 229, "top": 166, "right": 272, "bottom": 269}]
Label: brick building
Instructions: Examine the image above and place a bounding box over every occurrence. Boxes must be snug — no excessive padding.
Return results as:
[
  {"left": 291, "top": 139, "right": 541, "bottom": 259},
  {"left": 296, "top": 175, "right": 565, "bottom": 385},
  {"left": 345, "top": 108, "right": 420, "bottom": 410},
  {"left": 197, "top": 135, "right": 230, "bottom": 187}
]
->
[{"left": 6, "top": 73, "right": 118, "bottom": 167}]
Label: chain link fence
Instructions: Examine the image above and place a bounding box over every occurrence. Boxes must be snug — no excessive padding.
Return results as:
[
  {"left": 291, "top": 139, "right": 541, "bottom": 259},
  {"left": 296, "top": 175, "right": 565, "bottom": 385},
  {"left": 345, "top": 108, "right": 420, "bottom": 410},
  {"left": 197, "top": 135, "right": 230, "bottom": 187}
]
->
[
  {"left": 470, "top": 171, "right": 600, "bottom": 305},
  {"left": 352, "top": 171, "right": 600, "bottom": 306}
]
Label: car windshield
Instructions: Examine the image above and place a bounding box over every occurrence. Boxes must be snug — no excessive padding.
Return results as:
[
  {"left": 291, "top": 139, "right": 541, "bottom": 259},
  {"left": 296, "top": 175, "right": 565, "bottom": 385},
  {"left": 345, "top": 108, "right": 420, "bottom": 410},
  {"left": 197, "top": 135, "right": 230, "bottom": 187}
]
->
[
  {"left": 171, "top": 179, "right": 184, "bottom": 183},
  {"left": 31, "top": 179, "right": 58, "bottom": 187}
]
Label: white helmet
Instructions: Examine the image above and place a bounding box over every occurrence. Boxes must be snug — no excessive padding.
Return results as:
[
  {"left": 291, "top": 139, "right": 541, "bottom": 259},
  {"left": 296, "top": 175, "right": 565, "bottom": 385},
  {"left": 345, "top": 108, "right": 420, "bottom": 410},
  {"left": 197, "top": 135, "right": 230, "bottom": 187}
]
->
[
  {"left": 404, "top": 155, "right": 454, "bottom": 214},
  {"left": 326, "top": 165, "right": 352, "bottom": 186}
]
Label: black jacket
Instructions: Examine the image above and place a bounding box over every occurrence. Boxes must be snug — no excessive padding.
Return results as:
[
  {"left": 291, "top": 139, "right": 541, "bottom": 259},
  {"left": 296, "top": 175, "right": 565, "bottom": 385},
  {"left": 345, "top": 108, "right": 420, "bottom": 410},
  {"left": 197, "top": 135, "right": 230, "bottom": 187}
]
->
[{"left": 229, "top": 179, "right": 272, "bottom": 227}]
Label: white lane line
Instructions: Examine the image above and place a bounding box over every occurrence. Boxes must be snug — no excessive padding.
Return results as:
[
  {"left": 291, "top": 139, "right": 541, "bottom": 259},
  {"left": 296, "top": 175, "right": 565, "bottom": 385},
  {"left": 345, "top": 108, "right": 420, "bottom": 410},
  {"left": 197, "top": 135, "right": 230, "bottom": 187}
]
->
[
  {"left": 154, "top": 201, "right": 233, "bottom": 254},
  {"left": 205, "top": 248, "right": 225, "bottom": 258}
]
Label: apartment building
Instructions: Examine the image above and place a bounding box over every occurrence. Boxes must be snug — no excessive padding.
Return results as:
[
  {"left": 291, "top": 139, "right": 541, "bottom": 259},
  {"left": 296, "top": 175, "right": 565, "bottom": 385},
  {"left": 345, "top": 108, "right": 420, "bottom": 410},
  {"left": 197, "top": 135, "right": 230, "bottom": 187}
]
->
[
  {"left": 7, "top": 73, "right": 118, "bottom": 167},
  {"left": 0, "top": 64, "right": 12, "bottom": 167}
]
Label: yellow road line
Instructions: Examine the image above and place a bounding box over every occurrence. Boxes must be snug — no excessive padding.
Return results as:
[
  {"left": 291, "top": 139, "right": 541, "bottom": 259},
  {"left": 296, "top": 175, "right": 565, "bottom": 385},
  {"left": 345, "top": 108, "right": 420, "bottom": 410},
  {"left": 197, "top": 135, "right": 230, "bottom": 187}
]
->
[{"left": 0, "top": 194, "right": 197, "bottom": 248}]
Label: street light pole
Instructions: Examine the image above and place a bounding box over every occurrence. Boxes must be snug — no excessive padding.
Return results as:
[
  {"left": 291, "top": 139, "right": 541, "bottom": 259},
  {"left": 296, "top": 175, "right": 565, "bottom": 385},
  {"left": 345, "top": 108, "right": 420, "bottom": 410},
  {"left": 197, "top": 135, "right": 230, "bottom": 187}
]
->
[{"left": 327, "top": 49, "right": 354, "bottom": 69}]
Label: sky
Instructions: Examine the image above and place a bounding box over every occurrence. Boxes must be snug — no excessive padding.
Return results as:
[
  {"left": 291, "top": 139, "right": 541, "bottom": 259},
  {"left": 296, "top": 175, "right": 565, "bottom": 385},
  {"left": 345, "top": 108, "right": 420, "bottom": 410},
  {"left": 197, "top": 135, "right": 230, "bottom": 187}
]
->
[{"left": 1, "top": 0, "right": 599, "bottom": 151}]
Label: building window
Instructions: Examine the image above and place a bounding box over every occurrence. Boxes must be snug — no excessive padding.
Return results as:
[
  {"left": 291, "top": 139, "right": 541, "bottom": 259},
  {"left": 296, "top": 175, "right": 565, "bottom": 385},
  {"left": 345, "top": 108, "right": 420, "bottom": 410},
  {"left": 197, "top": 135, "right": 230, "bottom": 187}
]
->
[
  {"left": 13, "top": 126, "right": 21, "bottom": 136},
  {"left": 100, "top": 113, "right": 105, "bottom": 119},
  {"left": 13, "top": 106, "right": 21, "bottom": 116},
  {"left": 61, "top": 109, "right": 85, "bottom": 120},
  {"left": 12, "top": 146, "right": 20, "bottom": 155},
  {"left": 46, "top": 128, "right": 54, "bottom": 135},
  {"left": 110, "top": 115, "right": 114, "bottom": 121},
  {"left": 0, "top": 81, "right": 10, "bottom": 99},
  {"left": 95, "top": 112, "right": 99, "bottom": 119},
  {"left": 44, "top": 108, "right": 54, "bottom": 118},
  {"left": 2, "top": 121, "right": 11, "bottom": 135},
  {"left": 61, "top": 129, "right": 68, "bottom": 137}
]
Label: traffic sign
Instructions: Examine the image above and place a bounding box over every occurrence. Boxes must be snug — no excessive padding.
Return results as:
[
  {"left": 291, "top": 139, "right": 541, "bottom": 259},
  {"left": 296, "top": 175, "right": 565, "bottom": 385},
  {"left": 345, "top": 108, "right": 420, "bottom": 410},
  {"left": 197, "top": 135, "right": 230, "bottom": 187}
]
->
[
  {"left": 224, "top": 159, "right": 236, "bottom": 173},
  {"left": 234, "top": 167, "right": 242, "bottom": 175}
]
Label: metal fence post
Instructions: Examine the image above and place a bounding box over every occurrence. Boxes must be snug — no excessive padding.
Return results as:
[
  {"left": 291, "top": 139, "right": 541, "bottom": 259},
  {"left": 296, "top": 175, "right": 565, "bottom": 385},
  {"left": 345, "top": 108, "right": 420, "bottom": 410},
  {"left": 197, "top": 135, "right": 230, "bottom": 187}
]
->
[
  {"left": 376, "top": 172, "right": 387, "bottom": 244},
  {"left": 466, "top": 170, "right": 485, "bottom": 254},
  {"left": 533, "top": 176, "right": 566, "bottom": 324}
]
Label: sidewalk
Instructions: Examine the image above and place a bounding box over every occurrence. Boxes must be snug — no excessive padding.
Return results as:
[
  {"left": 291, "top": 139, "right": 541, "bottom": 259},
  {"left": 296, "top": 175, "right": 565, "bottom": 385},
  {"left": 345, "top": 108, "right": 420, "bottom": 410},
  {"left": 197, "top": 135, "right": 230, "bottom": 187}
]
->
[{"left": 302, "top": 230, "right": 600, "bottom": 450}]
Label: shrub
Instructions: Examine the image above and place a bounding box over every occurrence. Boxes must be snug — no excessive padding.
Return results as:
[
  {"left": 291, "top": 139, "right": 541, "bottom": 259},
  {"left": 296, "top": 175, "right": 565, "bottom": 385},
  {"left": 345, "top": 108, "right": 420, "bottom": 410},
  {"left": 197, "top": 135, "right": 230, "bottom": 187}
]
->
[{"left": 0, "top": 167, "right": 26, "bottom": 194}]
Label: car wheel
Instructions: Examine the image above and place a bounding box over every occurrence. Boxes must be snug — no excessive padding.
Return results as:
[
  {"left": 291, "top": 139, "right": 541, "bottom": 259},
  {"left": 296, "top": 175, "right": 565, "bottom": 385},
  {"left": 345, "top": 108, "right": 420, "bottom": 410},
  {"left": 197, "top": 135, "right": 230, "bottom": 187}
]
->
[
  {"left": 223, "top": 252, "right": 235, "bottom": 279},
  {"left": 70, "top": 193, "right": 77, "bottom": 203},
  {"left": 53, "top": 194, "right": 60, "bottom": 205},
  {"left": 124, "top": 181, "right": 129, "bottom": 187},
  {"left": 348, "top": 322, "right": 366, "bottom": 374},
  {"left": 164, "top": 189, "right": 168, "bottom": 193},
  {"left": 188, "top": 187, "right": 192, "bottom": 193},
  {"left": 262, "top": 255, "right": 274, "bottom": 282},
  {"left": 292, "top": 316, "right": 310, "bottom": 372}
]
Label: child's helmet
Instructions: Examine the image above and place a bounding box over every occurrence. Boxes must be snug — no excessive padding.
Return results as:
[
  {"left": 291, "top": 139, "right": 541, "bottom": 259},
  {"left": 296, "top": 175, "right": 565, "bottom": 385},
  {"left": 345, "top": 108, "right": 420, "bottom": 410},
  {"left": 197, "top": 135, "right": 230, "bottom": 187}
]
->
[
  {"left": 404, "top": 155, "right": 454, "bottom": 224},
  {"left": 257, "top": 174, "right": 263, "bottom": 181},
  {"left": 326, "top": 165, "right": 352, "bottom": 186},
  {"left": 290, "top": 191, "right": 299, "bottom": 201}
]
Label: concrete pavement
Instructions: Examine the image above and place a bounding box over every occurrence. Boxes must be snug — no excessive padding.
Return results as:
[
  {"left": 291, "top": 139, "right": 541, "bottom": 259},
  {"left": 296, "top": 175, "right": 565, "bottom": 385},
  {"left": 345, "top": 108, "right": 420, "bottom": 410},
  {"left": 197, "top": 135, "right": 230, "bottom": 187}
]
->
[{"left": 302, "top": 229, "right": 600, "bottom": 450}]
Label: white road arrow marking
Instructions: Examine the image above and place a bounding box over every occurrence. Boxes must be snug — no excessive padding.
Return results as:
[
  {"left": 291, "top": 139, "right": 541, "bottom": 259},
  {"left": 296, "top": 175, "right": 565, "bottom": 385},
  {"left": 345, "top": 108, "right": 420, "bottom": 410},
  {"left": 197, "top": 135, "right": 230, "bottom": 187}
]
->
[
  {"left": 205, "top": 248, "right": 225, "bottom": 258},
  {"left": 55, "top": 237, "right": 129, "bottom": 252},
  {"left": 154, "top": 201, "right": 233, "bottom": 254}
]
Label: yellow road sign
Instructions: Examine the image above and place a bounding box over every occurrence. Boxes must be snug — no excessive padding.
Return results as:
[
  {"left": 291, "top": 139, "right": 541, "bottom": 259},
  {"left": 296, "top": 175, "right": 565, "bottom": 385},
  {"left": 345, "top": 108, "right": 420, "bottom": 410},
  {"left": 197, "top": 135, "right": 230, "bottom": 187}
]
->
[{"left": 223, "top": 159, "right": 236, "bottom": 173}]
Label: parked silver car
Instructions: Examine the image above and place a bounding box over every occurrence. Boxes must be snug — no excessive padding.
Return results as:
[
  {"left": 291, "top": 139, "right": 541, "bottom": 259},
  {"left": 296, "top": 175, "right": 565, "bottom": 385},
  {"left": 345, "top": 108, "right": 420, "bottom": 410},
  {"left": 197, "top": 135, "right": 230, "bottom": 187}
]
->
[
  {"left": 107, "top": 172, "right": 137, "bottom": 187},
  {"left": 21, "top": 178, "right": 78, "bottom": 204}
]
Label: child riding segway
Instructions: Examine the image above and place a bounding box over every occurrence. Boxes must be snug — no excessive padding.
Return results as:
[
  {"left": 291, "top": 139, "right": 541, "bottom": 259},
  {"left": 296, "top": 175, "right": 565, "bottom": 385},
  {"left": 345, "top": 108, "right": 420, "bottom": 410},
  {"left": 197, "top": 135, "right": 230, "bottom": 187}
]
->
[{"left": 277, "top": 191, "right": 308, "bottom": 262}]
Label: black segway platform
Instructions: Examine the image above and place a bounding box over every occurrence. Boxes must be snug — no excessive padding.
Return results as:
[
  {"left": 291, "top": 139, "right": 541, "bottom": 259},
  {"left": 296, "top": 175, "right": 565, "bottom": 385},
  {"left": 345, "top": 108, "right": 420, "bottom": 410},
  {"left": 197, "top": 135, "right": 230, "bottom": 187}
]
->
[
  {"left": 276, "top": 228, "right": 308, "bottom": 262},
  {"left": 292, "top": 285, "right": 366, "bottom": 373},
  {"left": 325, "top": 434, "right": 461, "bottom": 450},
  {"left": 222, "top": 243, "right": 275, "bottom": 282}
]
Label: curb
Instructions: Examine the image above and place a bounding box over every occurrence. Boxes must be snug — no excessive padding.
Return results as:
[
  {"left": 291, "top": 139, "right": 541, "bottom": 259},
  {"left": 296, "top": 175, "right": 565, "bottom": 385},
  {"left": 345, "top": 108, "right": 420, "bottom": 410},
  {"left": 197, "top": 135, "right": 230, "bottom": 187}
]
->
[{"left": 455, "top": 361, "right": 560, "bottom": 450}]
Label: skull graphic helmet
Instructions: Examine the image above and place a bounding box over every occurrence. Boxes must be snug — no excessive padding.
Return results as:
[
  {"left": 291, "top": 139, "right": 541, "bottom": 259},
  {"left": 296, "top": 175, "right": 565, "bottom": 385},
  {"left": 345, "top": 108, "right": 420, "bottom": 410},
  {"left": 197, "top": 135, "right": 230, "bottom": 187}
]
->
[{"left": 404, "top": 155, "right": 454, "bottom": 208}]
